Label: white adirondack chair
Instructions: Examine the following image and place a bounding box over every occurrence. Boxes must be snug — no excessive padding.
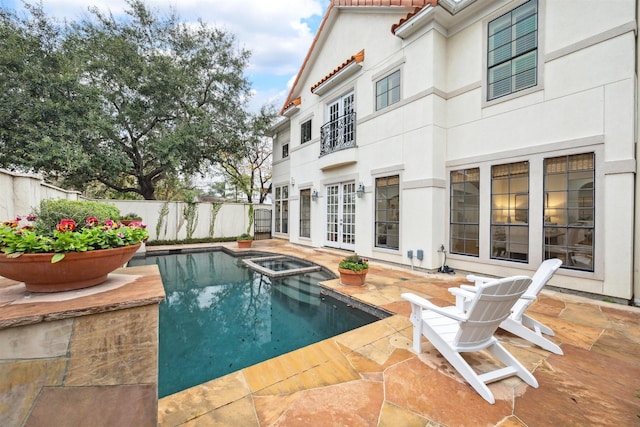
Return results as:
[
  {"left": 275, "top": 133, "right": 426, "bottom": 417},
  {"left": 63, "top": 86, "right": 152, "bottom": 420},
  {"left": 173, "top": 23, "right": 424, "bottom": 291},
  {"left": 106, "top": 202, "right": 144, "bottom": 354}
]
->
[
  {"left": 402, "top": 275, "right": 537, "bottom": 404},
  {"left": 463, "top": 258, "right": 563, "bottom": 355}
]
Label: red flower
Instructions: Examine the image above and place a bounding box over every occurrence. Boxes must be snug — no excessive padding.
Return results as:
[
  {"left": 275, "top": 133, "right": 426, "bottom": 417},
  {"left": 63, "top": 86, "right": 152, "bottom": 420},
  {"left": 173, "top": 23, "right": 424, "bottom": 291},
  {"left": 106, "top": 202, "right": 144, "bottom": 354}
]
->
[
  {"left": 56, "top": 219, "right": 77, "bottom": 232},
  {"left": 86, "top": 217, "right": 99, "bottom": 227}
]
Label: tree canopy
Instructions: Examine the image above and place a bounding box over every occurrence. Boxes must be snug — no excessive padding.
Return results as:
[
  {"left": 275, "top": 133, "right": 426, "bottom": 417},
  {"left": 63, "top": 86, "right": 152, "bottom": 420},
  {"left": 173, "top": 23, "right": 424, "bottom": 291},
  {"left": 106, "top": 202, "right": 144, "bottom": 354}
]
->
[
  {"left": 0, "top": 1, "right": 258, "bottom": 200},
  {"left": 219, "top": 105, "right": 276, "bottom": 203}
]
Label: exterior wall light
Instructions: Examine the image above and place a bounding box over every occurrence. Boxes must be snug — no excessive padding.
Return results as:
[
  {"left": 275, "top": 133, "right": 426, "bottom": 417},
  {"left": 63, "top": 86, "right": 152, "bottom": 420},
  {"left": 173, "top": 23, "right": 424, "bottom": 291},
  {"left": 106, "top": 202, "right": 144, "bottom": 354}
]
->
[
  {"left": 356, "top": 182, "right": 365, "bottom": 198},
  {"left": 311, "top": 188, "right": 319, "bottom": 201}
]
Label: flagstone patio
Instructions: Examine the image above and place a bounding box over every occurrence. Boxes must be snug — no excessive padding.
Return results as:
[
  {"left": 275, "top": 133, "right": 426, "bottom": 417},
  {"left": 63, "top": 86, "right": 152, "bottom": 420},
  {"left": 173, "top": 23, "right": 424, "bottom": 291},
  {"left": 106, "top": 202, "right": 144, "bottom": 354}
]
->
[{"left": 156, "top": 240, "right": 640, "bottom": 426}]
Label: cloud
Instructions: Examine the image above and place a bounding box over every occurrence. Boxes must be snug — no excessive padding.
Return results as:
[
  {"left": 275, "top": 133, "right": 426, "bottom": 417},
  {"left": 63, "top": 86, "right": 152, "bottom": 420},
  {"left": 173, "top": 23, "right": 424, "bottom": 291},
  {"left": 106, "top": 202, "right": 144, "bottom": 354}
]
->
[{"left": 8, "top": 0, "right": 330, "bottom": 111}]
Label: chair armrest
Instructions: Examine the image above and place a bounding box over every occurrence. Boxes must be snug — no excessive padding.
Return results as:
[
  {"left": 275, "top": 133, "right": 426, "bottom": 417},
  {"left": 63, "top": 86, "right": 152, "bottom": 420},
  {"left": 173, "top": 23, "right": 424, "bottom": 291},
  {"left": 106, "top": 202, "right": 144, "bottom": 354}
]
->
[
  {"left": 466, "top": 274, "right": 495, "bottom": 285},
  {"left": 448, "top": 287, "right": 476, "bottom": 311},
  {"left": 401, "top": 293, "right": 466, "bottom": 322}
]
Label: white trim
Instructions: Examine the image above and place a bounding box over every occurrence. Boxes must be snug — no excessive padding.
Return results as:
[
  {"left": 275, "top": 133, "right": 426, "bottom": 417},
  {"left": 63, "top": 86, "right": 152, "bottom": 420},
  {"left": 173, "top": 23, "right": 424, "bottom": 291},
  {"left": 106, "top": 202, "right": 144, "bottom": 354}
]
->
[
  {"left": 446, "top": 135, "right": 604, "bottom": 168},
  {"left": 393, "top": 5, "right": 436, "bottom": 40},
  {"left": 403, "top": 178, "right": 447, "bottom": 190},
  {"left": 312, "top": 62, "right": 362, "bottom": 96},
  {"left": 545, "top": 21, "right": 637, "bottom": 62}
]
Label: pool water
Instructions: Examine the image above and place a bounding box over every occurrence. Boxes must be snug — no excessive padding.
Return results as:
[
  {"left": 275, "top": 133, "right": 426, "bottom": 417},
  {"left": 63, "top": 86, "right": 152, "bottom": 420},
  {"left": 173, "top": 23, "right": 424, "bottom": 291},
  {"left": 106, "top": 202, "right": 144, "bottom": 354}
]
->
[{"left": 129, "top": 250, "right": 381, "bottom": 397}]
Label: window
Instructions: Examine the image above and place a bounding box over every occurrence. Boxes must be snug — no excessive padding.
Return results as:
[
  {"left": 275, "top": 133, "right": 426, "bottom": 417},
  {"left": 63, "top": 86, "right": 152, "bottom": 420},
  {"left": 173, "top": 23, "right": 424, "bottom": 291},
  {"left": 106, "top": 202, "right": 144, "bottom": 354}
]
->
[
  {"left": 299, "top": 188, "right": 311, "bottom": 238},
  {"left": 320, "top": 92, "right": 355, "bottom": 156},
  {"left": 450, "top": 168, "right": 480, "bottom": 256},
  {"left": 376, "top": 70, "right": 400, "bottom": 111},
  {"left": 491, "top": 162, "right": 529, "bottom": 262},
  {"left": 301, "top": 120, "right": 312, "bottom": 144},
  {"left": 544, "top": 153, "right": 594, "bottom": 271},
  {"left": 282, "top": 143, "right": 289, "bottom": 159},
  {"left": 274, "top": 185, "right": 289, "bottom": 234},
  {"left": 487, "top": 0, "right": 538, "bottom": 101},
  {"left": 375, "top": 175, "right": 399, "bottom": 250}
]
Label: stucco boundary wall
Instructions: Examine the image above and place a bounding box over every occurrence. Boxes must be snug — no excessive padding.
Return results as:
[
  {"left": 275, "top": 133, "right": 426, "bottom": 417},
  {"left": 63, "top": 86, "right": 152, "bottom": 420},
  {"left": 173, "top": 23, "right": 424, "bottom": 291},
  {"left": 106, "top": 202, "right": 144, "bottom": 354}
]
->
[{"left": 0, "top": 169, "right": 260, "bottom": 242}]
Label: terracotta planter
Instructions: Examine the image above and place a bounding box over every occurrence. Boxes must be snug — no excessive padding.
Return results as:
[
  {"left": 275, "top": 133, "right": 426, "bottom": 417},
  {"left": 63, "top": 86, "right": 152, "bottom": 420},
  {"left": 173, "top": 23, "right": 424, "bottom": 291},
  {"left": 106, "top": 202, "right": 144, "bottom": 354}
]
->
[
  {"left": 338, "top": 267, "right": 368, "bottom": 286},
  {"left": 0, "top": 243, "right": 141, "bottom": 293},
  {"left": 237, "top": 240, "right": 253, "bottom": 248}
]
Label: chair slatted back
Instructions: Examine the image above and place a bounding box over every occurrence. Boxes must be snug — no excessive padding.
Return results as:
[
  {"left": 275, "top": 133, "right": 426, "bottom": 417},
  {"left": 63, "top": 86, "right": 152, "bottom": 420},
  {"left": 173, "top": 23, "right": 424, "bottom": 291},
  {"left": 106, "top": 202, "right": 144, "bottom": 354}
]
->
[
  {"left": 511, "top": 259, "right": 562, "bottom": 320},
  {"left": 455, "top": 276, "right": 532, "bottom": 347}
]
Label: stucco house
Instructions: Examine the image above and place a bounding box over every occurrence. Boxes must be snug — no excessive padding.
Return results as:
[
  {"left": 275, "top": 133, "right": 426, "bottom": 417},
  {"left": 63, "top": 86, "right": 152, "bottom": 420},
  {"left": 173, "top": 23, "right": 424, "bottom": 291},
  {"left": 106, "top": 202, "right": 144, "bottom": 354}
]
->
[{"left": 271, "top": 0, "right": 639, "bottom": 304}]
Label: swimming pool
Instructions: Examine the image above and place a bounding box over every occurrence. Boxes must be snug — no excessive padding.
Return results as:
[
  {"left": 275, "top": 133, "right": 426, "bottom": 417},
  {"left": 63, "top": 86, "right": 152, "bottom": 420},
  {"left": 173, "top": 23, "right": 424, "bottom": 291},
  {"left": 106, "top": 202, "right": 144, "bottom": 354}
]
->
[{"left": 129, "top": 250, "right": 382, "bottom": 397}]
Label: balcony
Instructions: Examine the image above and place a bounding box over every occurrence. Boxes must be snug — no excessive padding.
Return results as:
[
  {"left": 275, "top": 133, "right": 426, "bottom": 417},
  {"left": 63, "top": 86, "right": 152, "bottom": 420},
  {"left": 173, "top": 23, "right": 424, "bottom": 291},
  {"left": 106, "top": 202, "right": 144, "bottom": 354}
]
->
[{"left": 320, "top": 111, "right": 356, "bottom": 157}]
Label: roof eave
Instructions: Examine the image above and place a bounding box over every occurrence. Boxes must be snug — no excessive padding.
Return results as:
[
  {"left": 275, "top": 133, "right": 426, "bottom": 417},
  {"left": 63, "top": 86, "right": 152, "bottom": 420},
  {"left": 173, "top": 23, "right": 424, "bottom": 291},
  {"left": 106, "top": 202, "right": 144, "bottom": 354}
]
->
[{"left": 393, "top": 5, "right": 436, "bottom": 39}]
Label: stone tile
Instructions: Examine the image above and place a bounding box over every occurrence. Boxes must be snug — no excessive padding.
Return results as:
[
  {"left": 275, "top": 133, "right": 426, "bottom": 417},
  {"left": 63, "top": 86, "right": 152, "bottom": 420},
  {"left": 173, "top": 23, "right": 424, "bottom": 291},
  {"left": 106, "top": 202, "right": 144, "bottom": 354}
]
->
[
  {"left": 559, "top": 301, "right": 609, "bottom": 329},
  {"left": 182, "top": 395, "right": 258, "bottom": 427},
  {"left": 515, "top": 345, "right": 640, "bottom": 425},
  {"left": 65, "top": 305, "right": 158, "bottom": 386},
  {"left": 547, "top": 315, "right": 603, "bottom": 351},
  {"left": 335, "top": 319, "right": 399, "bottom": 351},
  {"left": 0, "top": 359, "right": 66, "bottom": 427},
  {"left": 158, "top": 371, "right": 250, "bottom": 427},
  {"left": 529, "top": 294, "right": 566, "bottom": 317},
  {"left": 243, "top": 339, "right": 344, "bottom": 393},
  {"left": 0, "top": 265, "right": 164, "bottom": 329},
  {"left": 385, "top": 357, "right": 513, "bottom": 426},
  {"left": 601, "top": 304, "right": 640, "bottom": 327},
  {"left": 25, "top": 385, "right": 157, "bottom": 427},
  {"left": 0, "top": 318, "right": 73, "bottom": 359},
  {"left": 379, "top": 401, "right": 431, "bottom": 427},
  {"left": 254, "top": 353, "right": 361, "bottom": 396},
  {"left": 591, "top": 329, "right": 640, "bottom": 367},
  {"left": 381, "top": 313, "right": 412, "bottom": 331},
  {"left": 272, "top": 379, "right": 384, "bottom": 426},
  {"left": 254, "top": 392, "right": 304, "bottom": 426},
  {"left": 495, "top": 416, "right": 527, "bottom": 427}
]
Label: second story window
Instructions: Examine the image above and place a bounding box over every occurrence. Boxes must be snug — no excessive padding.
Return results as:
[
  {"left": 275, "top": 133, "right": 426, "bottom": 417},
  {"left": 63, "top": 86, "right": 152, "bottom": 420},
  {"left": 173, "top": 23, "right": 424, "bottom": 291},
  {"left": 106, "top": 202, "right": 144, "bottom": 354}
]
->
[
  {"left": 282, "top": 143, "right": 289, "bottom": 159},
  {"left": 376, "top": 70, "right": 400, "bottom": 111},
  {"left": 487, "top": 0, "right": 538, "bottom": 101},
  {"left": 301, "top": 120, "right": 312, "bottom": 144},
  {"left": 320, "top": 91, "right": 355, "bottom": 156}
]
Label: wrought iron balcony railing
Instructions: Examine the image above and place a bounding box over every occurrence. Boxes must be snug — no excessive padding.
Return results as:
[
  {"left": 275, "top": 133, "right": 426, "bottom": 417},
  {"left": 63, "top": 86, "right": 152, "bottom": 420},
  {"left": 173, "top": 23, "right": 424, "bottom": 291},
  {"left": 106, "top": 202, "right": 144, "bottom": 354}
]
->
[{"left": 320, "top": 111, "right": 356, "bottom": 156}]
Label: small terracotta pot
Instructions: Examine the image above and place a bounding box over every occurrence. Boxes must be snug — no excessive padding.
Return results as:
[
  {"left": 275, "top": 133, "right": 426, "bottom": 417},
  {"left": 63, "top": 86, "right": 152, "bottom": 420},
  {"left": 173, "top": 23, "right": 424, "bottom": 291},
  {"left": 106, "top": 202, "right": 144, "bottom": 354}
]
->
[
  {"left": 338, "top": 267, "right": 368, "bottom": 286},
  {"left": 237, "top": 240, "right": 253, "bottom": 248},
  {"left": 0, "top": 243, "right": 141, "bottom": 292}
]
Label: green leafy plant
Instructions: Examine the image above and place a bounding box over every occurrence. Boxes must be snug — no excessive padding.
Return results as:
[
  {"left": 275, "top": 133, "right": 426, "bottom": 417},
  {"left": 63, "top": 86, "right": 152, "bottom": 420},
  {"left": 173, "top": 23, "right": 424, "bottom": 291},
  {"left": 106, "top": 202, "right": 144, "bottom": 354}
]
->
[
  {"left": 0, "top": 200, "right": 148, "bottom": 263},
  {"left": 34, "top": 199, "right": 119, "bottom": 235},
  {"left": 184, "top": 201, "right": 198, "bottom": 240},
  {"left": 209, "top": 202, "right": 223, "bottom": 237},
  {"left": 238, "top": 233, "right": 253, "bottom": 241},
  {"left": 156, "top": 202, "right": 170, "bottom": 240},
  {"left": 339, "top": 254, "right": 369, "bottom": 272},
  {"left": 120, "top": 212, "right": 142, "bottom": 220},
  {"left": 246, "top": 204, "right": 254, "bottom": 235}
]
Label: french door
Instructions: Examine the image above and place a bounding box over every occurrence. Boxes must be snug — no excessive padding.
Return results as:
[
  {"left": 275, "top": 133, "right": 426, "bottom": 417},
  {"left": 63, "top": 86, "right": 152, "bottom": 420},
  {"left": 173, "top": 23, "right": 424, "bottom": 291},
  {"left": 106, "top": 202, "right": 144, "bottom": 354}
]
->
[
  {"left": 327, "top": 92, "right": 355, "bottom": 150},
  {"left": 325, "top": 182, "right": 356, "bottom": 250}
]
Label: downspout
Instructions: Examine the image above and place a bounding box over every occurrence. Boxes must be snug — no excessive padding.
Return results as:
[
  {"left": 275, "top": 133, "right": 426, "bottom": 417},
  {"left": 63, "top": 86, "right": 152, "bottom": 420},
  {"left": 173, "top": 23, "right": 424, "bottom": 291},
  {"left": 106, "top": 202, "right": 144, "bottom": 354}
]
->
[{"left": 633, "top": 0, "right": 640, "bottom": 306}]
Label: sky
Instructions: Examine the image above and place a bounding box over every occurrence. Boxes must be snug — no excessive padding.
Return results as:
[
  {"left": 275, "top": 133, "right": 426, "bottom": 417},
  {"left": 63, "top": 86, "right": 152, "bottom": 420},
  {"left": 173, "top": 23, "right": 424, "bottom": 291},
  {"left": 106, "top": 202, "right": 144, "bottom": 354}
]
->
[{"left": 0, "top": 0, "right": 330, "bottom": 112}]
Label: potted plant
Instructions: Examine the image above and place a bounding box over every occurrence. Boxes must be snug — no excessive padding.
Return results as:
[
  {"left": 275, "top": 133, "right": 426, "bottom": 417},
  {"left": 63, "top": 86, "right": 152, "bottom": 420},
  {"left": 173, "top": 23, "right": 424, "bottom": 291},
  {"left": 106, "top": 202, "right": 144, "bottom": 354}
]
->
[
  {"left": 119, "top": 212, "right": 143, "bottom": 226},
  {"left": 338, "top": 254, "right": 369, "bottom": 286},
  {"left": 0, "top": 199, "right": 149, "bottom": 292},
  {"left": 237, "top": 233, "right": 254, "bottom": 248}
]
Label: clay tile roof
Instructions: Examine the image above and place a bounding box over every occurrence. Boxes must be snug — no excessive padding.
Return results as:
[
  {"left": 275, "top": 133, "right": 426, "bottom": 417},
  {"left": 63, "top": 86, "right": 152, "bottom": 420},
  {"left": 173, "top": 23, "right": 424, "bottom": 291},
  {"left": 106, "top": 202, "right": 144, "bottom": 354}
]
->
[
  {"left": 391, "top": 0, "right": 437, "bottom": 34},
  {"left": 281, "top": 97, "right": 301, "bottom": 113},
  {"left": 280, "top": 0, "right": 434, "bottom": 114},
  {"left": 333, "top": 0, "right": 430, "bottom": 5},
  {"left": 310, "top": 50, "right": 365, "bottom": 93}
]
